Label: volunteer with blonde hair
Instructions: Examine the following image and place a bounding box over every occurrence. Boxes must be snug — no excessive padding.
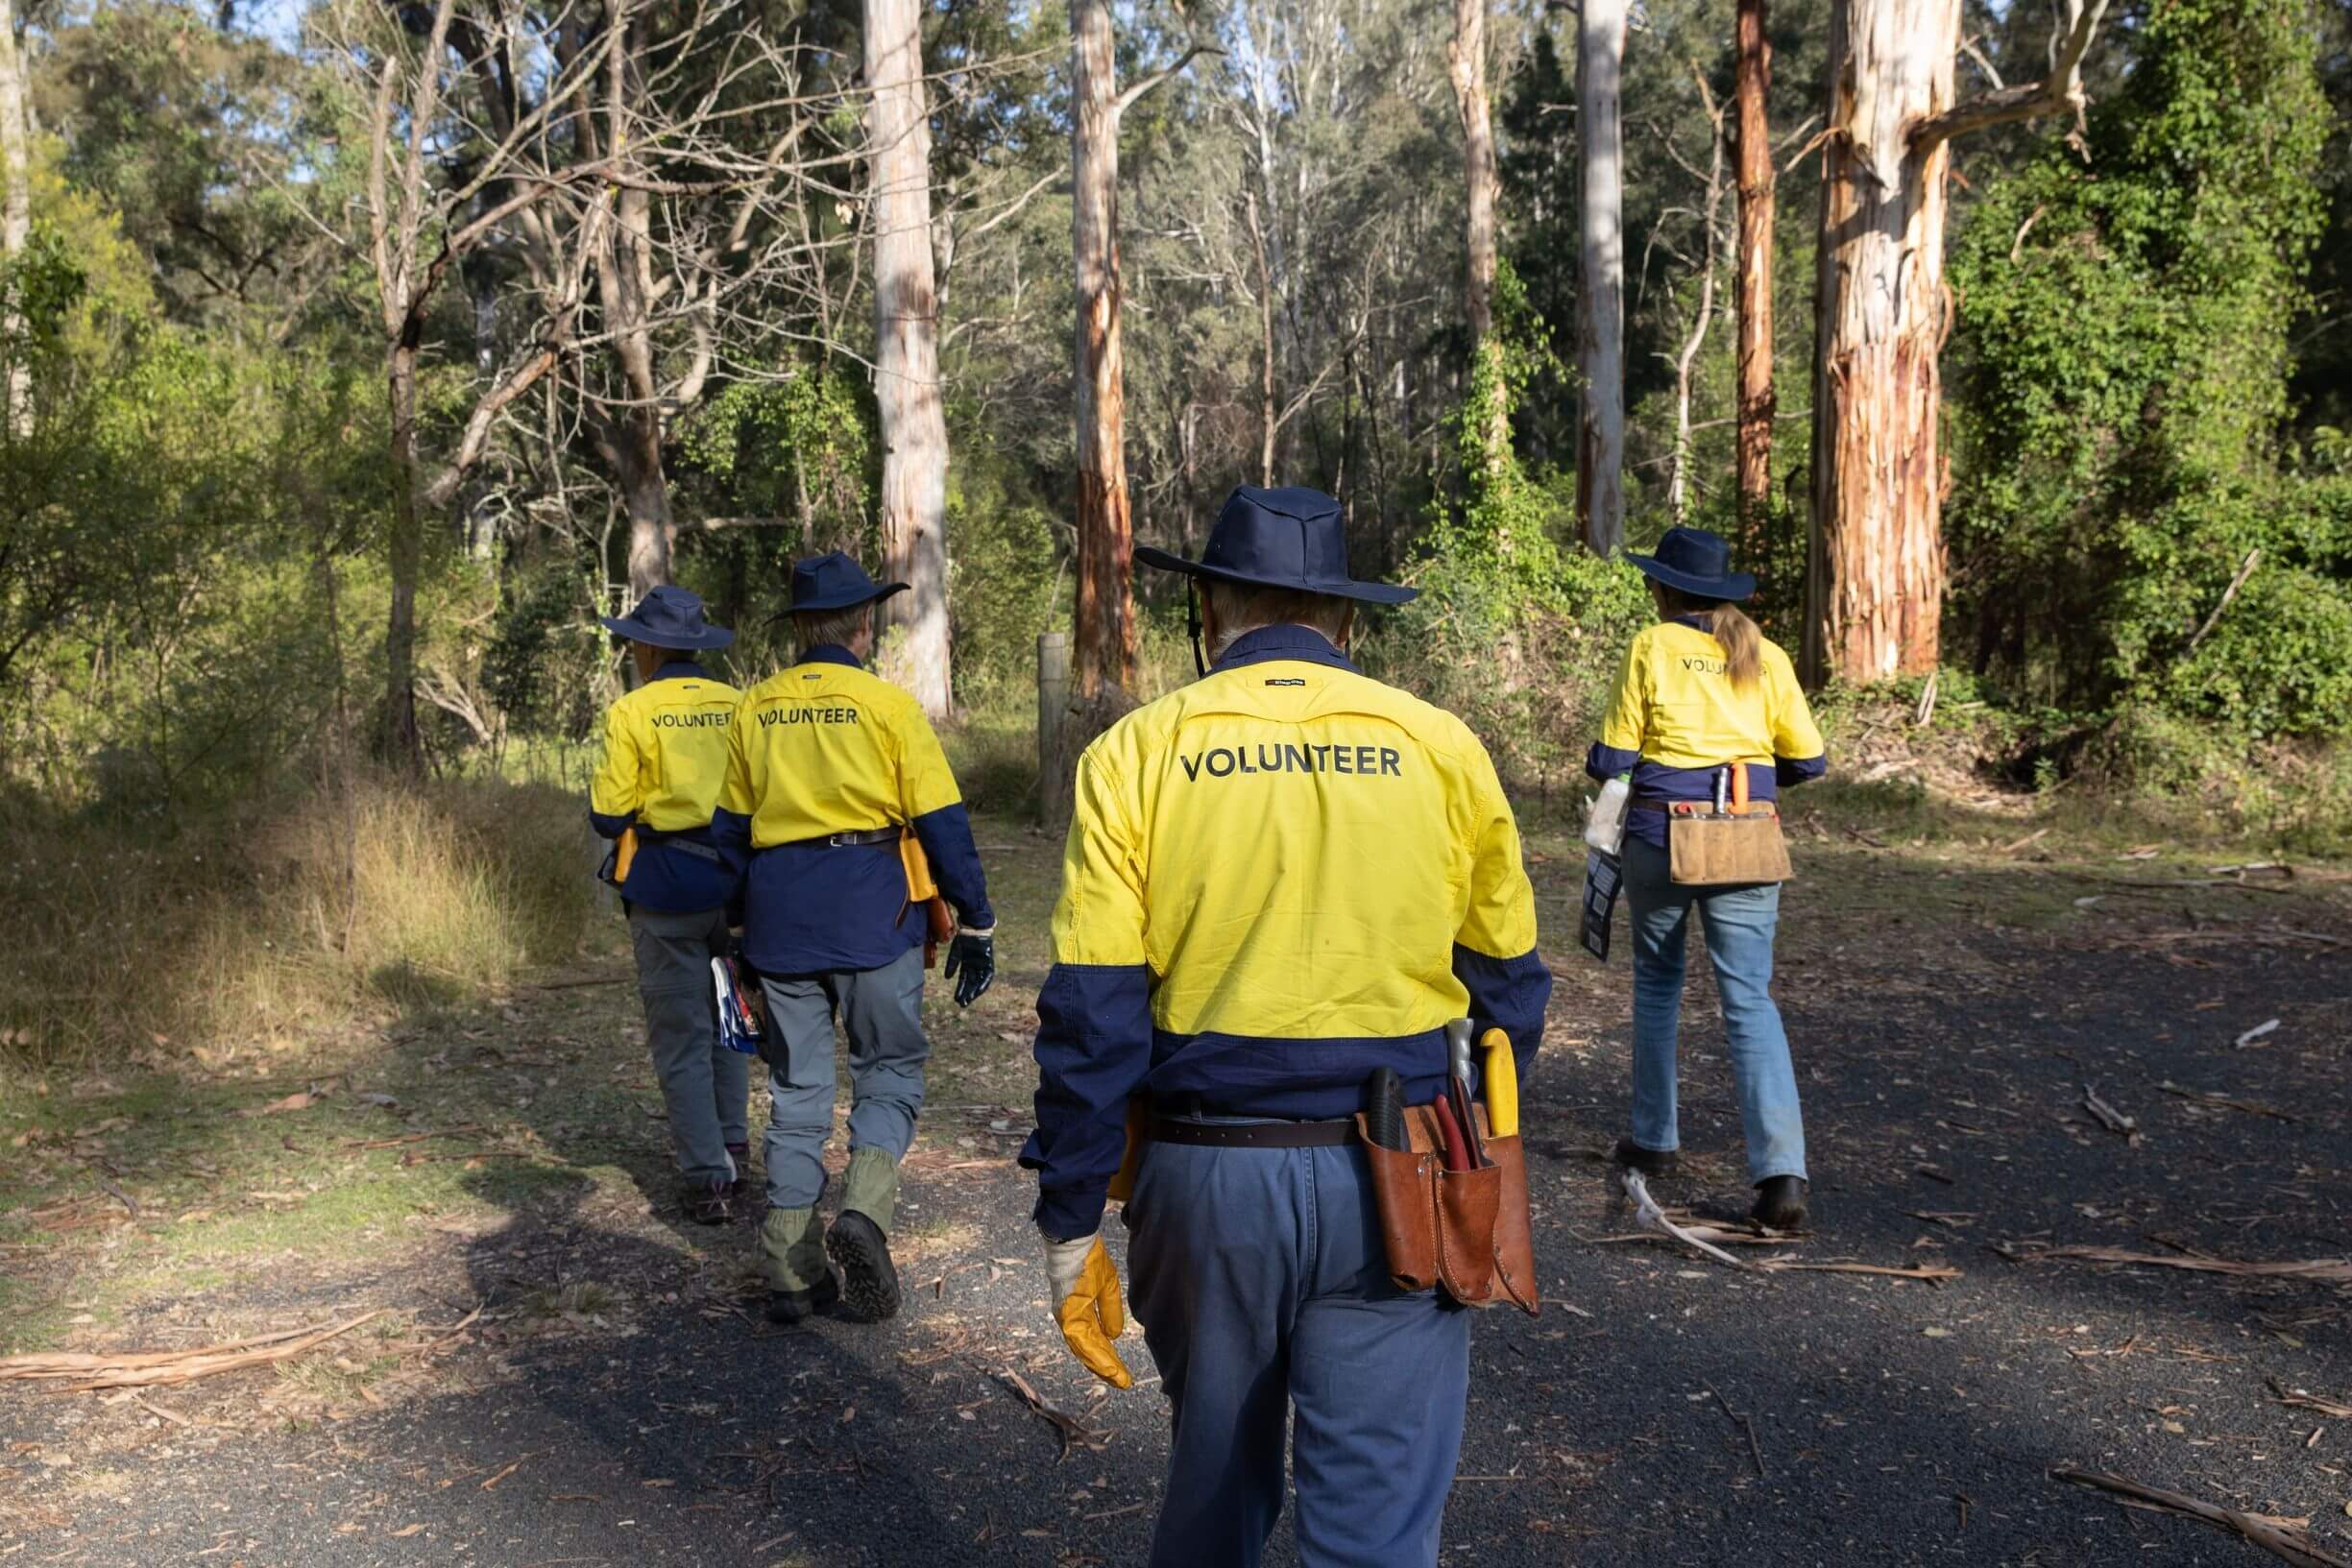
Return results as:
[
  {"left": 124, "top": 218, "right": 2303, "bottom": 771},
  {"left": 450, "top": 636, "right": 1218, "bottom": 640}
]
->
[{"left": 1587, "top": 526, "right": 1826, "bottom": 1230}]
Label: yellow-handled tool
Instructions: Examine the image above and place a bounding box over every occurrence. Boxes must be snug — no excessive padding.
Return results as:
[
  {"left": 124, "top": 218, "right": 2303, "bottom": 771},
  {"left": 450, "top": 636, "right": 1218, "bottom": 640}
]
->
[
  {"left": 1480, "top": 1027, "right": 1518, "bottom": 1138},
  {"left": 613, "top": 826, "right": 639, "bottom": 885}
]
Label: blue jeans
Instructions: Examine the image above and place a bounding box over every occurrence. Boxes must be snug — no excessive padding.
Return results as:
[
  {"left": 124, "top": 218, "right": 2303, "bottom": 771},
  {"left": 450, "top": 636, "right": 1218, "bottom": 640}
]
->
[
  {"left": 1126, "top": 1137, "right": 1470, "bottom": 1568},
  {"left": 1621, "top": 834, "right": 1806, "bottom": 1184}
]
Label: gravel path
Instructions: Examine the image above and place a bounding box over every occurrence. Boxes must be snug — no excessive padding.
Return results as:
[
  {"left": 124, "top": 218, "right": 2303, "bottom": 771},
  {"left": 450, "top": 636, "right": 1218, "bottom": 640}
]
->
[{"left": 5, "top": 845, "right": 2347, "bottom": 1567}]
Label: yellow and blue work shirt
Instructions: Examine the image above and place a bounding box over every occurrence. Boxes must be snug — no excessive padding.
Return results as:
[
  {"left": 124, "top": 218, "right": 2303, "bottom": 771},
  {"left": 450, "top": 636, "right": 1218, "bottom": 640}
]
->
[
  {"left": 1586, "top": 615, "right": 1828, "bottom": 851},
  {"left": 712, "top": 644, "right": 992, "bottom": 974},
  {"left": 1018, "top": 624, "right": 1554, "bottom": 1242},
  {"left": 589, "top": 660, "right": 742, "bottom": 911}
]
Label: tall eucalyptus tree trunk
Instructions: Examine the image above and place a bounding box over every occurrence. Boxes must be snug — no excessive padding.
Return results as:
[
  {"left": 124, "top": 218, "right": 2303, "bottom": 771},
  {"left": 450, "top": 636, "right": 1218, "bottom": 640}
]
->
[{"left": 864, "top": 0, "right": 953, "bottom": 714}]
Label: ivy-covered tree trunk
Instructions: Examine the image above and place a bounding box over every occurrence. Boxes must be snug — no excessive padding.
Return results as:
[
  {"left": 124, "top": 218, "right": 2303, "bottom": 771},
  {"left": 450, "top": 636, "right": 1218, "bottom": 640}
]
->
[
  {"left": 864, "top": 0, "right": 953, "bottom": 716},
  {"left": 1070, "top": 0, "right": 1135, "bottom": 698}
]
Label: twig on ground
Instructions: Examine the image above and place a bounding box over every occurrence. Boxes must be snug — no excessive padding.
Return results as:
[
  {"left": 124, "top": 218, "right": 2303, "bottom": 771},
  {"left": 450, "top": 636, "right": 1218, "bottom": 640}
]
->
[
  {"left": 998, "top": 1367, "right": 1111, "bottom": 1459},
  {"left": 2081, "top": 1084, "right": 2140, "bottom": 1143},
  {"left": 2267, "top": 1379, "right": 2352, "bottom": 1420},
  {"left": 2010, "top": 1245, "right": 2352, "bottom": 1285},
  {"left": 1706, "top": 1383, "right": 1765, "bottom": 1477},
  {"left": 1617, "top": 1170, "right": 1755, "bottom": 1270},
  {"left": 2158, "top": 1082, "right": 2298, "bottom": 1123},
  {"left": 2050, "top": 1467, "right": 2351, "bottom": 1568},
  {"left": 1756, "top": 1260, "right": 1961, "bottom": 1284},
  {"left": 2235, "top": 1019, "right": 2283, "bottom": 1048},
  {"left": 0, "top": 1312, "right": 386, "bottom": 1391}
]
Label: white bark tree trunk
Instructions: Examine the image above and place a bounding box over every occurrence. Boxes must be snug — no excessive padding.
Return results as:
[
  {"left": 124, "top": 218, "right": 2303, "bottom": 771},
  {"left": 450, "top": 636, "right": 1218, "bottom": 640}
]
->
[
  {"left": 1575, "top": 0, "right": 1627, "bottom": 557},
  {"left": 1449, "top": 0, "right": 1507, "bottom": 478},
  {"left": 864, "top": 0, "right": 953, "bottom": 715},
  {"left": 0, "top": 0, "right": 33, "bottom": 439}
]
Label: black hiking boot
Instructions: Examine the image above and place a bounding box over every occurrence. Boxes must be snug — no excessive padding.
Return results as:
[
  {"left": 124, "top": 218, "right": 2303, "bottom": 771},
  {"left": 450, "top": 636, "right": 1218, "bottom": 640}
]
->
[
  {"left": 1612, "top": 1138, "right": 1680, "bottom": 1178},
  {"left": 682, "top": 1180, "right": 734, "bottom": 1227},
  {"left": 1752, "top": 1175, "right": 1809, "bottom": 1231},
  {"left": 825, "top": 1210, "right": 902, "bottom": 1322},
  {"left": 765, "top": 1273, "right": 839, "bottom": 1326}
]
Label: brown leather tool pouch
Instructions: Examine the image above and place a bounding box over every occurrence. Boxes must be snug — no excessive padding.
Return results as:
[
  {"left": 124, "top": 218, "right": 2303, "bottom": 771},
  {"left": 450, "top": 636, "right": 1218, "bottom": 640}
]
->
[
  {"left": 1354, "top": 1105, "right": 1540, "bottom": 1315},
  {"left": 1355, "top": 1111, "right": 1442, "bottom": 1291},
  {"left": 1667, "top": 803, "right": 1793, "bottom": 886}
]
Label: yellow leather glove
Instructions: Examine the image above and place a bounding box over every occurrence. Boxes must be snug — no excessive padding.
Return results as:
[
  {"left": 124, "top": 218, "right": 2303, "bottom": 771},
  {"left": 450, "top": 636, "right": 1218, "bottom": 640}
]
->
[{"left": 1042, "top": 1233, "right": 1134, "bottom": 1389}]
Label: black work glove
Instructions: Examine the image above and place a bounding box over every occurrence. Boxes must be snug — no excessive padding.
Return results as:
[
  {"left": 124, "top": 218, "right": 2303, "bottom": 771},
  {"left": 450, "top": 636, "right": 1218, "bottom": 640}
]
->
[{"left": 943, "top": 929, "right": 996, "bottom": 1008}]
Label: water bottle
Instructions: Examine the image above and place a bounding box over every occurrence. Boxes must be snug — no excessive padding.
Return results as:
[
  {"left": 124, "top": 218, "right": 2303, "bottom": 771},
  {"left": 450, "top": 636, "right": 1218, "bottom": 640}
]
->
[{"left": 1584, "top": 775, "right": 1631, "bottom": 856}]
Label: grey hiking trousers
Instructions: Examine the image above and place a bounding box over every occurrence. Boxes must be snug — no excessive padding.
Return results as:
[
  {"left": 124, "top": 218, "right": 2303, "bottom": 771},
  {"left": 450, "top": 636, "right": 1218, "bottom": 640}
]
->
[
  {"left": 758, "top": 947, "right": 930, "bottom": 1211},
  {"left": 629, "top": 905, "right": 750, "bottom": 1187}
]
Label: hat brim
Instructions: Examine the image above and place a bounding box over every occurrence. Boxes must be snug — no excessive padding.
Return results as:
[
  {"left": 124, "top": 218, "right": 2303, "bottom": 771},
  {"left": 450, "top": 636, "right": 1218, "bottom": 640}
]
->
[
  {"left": 768, "top": 582, "right": 911, "bottom": 619},
  {"left": 599, "top": 616, "right": 737, "bottom": 650},
  {"left": 1626, "top": 554, "right": 1757, "bottom": 603},
  {"left": 1133, "top": 545, "right": 1418, "bottom": 607}
]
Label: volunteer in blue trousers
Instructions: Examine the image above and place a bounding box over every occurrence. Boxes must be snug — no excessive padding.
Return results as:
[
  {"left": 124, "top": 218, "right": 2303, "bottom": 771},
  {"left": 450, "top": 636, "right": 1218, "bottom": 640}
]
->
[
  {"left": 1021, "top": 487, "right": 1552, "bottom": 1568},
  {"left": 588, "top": 587, "right": 748, "bottom": 1226},
  {"left": 714, "top": 554, "right": 997, "bottom": 1325},
  {"left": 1587, "top": 525, "right": 1827, "bottom": 1230}
]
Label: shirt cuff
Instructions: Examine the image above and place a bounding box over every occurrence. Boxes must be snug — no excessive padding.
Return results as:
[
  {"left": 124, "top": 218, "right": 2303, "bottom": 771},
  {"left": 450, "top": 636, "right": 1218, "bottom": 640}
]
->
[{"left": 1586, "top": 743, "right": 1641, "bottom": 782}]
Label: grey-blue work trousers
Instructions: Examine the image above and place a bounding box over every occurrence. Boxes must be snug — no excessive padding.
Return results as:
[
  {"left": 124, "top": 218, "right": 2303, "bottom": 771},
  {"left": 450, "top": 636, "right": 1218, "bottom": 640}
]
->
[{"left": 757, "top": 947, "right": 930, "bottom": 1211}]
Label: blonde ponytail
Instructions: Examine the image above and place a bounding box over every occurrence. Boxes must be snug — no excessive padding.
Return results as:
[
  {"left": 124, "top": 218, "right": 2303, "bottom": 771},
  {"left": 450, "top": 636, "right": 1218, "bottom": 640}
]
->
[{"left": 1699, "top": 602, "right": 1763, "bottom": 690}]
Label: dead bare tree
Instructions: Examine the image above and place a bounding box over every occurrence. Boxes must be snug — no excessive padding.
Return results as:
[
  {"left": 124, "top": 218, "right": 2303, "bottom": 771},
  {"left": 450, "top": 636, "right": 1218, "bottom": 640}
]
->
[{"left": 1661, "top": 72, "right": 1728, "bottom": 525}]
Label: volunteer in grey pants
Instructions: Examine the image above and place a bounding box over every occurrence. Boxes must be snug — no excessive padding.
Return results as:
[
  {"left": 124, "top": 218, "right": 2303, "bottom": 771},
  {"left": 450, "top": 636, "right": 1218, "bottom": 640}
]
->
[{"left": 589, "top": 587, "right": 750, "bottom": 1226}]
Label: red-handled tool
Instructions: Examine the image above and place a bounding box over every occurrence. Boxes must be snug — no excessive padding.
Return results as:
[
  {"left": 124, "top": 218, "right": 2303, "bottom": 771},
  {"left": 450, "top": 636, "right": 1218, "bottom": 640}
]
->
[{"left": 1429, "top": 1094, "right": 1471, "bottom": 1171}]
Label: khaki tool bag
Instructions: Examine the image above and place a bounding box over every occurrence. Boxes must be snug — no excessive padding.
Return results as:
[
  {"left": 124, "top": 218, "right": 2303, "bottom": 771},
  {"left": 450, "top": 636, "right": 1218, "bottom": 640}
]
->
[
  {"left": 1666, "top": 801, "right": 1793, "bottom": 886},
  {"left": 1353, "top": 1103, "right": 1540, "bottom": 1315}
]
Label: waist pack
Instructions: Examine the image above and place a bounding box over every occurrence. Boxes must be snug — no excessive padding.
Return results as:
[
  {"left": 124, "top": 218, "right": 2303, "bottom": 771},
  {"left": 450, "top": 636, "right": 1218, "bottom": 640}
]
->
[
  {"left": 1353, "top": 1102, "right": 1540, "bottom": 1315},
  {"left": 1666, "top": 801, "right": 1792, "bottom": 886}
]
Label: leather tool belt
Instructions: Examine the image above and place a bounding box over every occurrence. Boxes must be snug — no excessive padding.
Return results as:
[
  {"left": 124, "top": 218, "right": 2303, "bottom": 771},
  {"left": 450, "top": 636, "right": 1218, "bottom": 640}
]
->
[{"left": 1354, "top": 1102, "right": 1540, "bottom": 1316}]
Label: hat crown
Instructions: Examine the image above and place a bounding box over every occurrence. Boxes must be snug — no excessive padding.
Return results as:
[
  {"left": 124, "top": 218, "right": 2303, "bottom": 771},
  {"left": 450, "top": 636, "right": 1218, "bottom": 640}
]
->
[
  {"left": 1204, "top": 486, "right": 1351, "bottom": 590},
  {"left": 1652, "top": 526, "right": 1731, "bottom": 582},
  {"left": 630, "top": 585, "right": 707, "bottom": 632}
]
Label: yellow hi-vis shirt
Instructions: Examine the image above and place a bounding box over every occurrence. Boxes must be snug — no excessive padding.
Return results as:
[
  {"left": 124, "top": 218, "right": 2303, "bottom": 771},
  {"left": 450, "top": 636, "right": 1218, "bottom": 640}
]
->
[
  {"left": 1588, "top": 616, "right": 1827, "bottom": 852},
  {"left": 1596, "top": 619, "right": 1823, "bottom": 772},
  {"left": 1019, "top": 625, "right": 1553, "bottom": 1241},
  {"left": 712, "top": 647, "right": 993, "bottom": 974},
  {"left": 587, "top": 661, "right": 740, "bottom": 911}
]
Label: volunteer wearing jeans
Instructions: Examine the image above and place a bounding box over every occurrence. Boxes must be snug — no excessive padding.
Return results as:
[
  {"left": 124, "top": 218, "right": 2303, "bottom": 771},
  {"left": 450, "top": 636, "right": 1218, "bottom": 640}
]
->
[
  {"left": 1587, "top": 526, "right": 1827, "bottom": 1230},
  {"left": 588, "top": 587, "right": 748, "bottom": 1226},
  {"left": 1021, "top": 487, "right": 1551, "bottom": 1568},
  {"left": 714, "top": 554, "right": 997, "bottom": 1326}
]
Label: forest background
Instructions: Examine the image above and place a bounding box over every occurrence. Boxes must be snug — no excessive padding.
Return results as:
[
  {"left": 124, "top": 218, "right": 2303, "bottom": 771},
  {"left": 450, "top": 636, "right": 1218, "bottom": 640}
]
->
[{"left": 0, "top": 0, "right": 2348, "bottom": 1072}]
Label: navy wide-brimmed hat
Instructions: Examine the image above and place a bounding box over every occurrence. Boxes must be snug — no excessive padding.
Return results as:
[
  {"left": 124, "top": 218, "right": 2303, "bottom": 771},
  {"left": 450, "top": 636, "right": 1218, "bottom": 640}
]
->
[
  {"left": 1134, "top": 486, "right": 1416, "bottom": 606},
  {"left": 788, "top": 551, "right": 909, "bottom": 613},
  {"left": 1626, "top": 526, "right": 1757, "bottom": 603},
  {"left": 599, "top": 585, "right": 735, "bottom": 650}
]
